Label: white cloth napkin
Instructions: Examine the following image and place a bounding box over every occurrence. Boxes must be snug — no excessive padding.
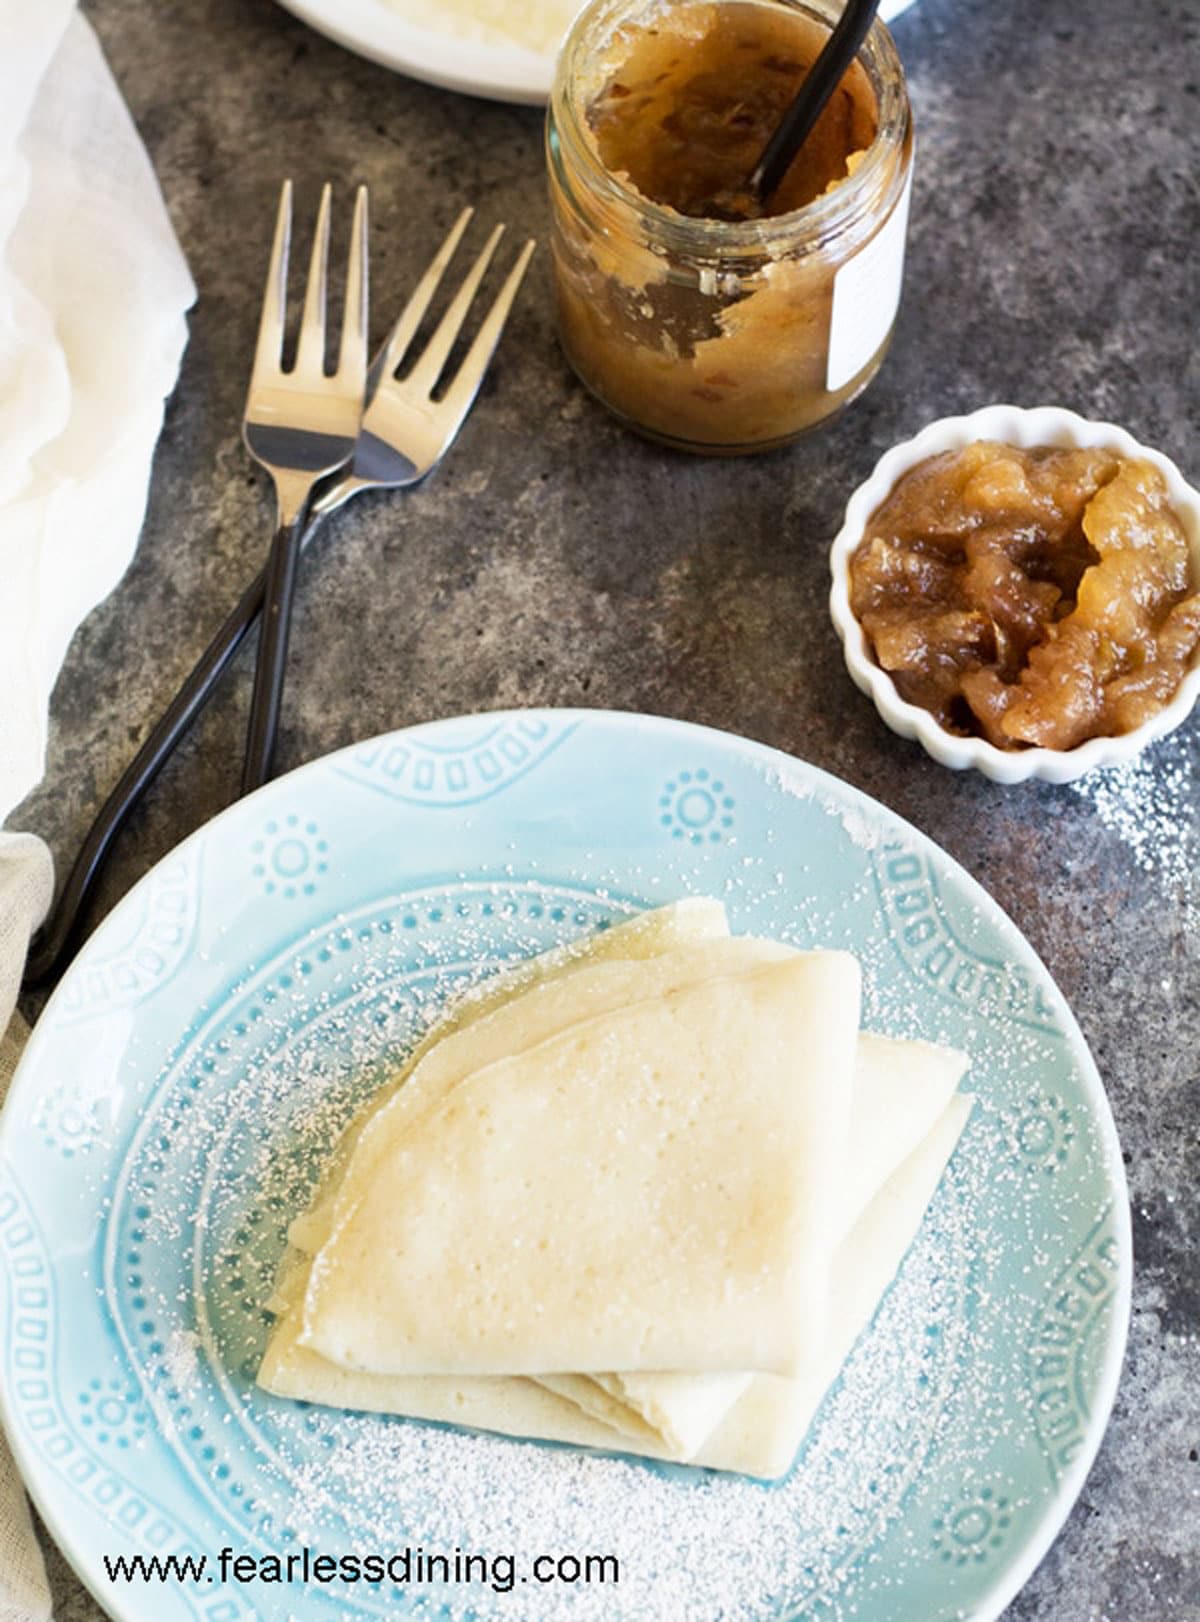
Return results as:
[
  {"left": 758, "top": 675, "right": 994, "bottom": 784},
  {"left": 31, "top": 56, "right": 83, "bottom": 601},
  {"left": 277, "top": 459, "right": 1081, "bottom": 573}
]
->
[{"left": 0, "top": 2, "right": 195, "bottom": 1614}]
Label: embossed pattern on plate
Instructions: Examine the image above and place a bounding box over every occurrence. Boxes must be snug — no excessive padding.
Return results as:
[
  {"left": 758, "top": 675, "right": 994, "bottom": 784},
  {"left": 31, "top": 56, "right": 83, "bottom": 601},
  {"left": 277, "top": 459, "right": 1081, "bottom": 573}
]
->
[{"left": 0, "top": 710, "right": 1130, "bottom": 1622}]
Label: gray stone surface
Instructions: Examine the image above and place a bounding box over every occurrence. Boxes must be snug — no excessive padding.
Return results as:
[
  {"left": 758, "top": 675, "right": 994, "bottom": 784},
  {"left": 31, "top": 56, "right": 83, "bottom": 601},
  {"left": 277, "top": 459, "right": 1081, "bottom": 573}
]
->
[{"left": 13, "top": 0, "right": 1199, "bottom": 1615}]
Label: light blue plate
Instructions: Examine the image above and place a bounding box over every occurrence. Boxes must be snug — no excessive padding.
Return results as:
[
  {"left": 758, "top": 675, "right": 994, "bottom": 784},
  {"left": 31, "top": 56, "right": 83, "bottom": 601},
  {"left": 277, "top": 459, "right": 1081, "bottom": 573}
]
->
[{"left": 0, "top": 710, "right": 1129, "bottom": 1622}]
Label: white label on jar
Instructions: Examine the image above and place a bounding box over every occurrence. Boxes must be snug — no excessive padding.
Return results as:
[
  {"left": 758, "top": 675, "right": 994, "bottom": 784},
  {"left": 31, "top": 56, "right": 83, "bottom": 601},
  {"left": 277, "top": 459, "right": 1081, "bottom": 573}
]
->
[{"left": 826, "top": 171, "right": 913, "bottom": 394}]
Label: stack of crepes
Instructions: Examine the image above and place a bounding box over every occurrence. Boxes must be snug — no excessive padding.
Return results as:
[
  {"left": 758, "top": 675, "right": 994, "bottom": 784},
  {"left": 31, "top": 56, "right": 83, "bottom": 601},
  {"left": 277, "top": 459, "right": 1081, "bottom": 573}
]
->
[{"left": 258, "top": 899, "right": 973, "bottom": 1480}]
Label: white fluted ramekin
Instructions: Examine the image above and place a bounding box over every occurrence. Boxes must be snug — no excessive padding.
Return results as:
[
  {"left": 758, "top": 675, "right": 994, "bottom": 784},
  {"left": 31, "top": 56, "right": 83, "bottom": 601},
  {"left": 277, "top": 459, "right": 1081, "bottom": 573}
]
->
[{"left": 828, "top": 405, "right": 1200, "bottom": 785}]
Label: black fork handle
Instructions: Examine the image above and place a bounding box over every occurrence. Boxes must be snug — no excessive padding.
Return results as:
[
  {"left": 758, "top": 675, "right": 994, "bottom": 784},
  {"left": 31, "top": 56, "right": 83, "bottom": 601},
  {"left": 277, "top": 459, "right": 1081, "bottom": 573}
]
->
[
  {"left": 21, "top": 570, "right": 268, "bottom": 989},
  {"left": 22, "top": 511, "right": 321, "bottom": 991},
  {"left": 240, "top": 514, "right": 306, "bottom": 796}
]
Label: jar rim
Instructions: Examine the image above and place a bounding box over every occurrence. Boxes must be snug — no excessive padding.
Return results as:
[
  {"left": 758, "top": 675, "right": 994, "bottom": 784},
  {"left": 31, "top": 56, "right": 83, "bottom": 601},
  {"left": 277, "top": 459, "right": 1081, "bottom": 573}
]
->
[{"left": 551, "top": 0, "right": 911, "bottom": 257}]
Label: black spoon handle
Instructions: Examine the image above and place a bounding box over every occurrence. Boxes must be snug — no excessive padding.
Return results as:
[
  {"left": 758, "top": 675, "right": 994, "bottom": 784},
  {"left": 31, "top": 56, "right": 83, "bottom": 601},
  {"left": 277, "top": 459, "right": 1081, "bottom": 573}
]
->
[{"left": 748, "top": 0, "right": 882, "bottom": 205}]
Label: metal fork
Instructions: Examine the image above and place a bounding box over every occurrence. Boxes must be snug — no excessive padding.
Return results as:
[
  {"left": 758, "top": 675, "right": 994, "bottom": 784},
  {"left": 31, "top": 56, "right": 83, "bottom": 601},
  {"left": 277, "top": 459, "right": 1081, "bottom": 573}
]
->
[
  {"left": 311, "top": 207, "right": 535, "bottom": 521},
  {"left": 241, "top": 180, "right": 369, "bottom": 793},
  {"left": 23, "top": 212, "right": 534, "bottom": 989}
]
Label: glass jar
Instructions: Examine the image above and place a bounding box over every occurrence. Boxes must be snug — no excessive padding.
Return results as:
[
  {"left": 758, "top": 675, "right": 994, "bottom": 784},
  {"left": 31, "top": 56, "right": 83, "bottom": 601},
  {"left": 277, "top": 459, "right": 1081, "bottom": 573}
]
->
[{"left": 546, "top": 0, "right": 914, "bottom": 454}]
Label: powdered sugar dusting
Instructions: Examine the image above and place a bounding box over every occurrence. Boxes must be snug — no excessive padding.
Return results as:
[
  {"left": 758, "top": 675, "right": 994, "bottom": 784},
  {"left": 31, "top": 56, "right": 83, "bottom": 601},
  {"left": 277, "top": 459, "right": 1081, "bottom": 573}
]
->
[
  {"left": 164, "top": 1328, "right": 201, "bottom": 1395},
  {"left": 81, "top": 758, "right": 1123, "bottom": 1622},
  {"left": 275, "top": 1189, "right": 981, "bottom": 1621},
  {"left": 1070, "top": 738, "right": 1199, "bottom": 939},
  {"left": 759, "top": 763, "right": 883, "bottom": 850}
]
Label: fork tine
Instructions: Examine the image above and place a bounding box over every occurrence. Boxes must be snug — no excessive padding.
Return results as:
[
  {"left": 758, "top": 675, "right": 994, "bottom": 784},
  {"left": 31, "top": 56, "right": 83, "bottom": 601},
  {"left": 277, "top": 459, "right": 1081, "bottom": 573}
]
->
[
  {"left": 436, "top": 239, "right": 536, "bottom": 426},
  {"left": 253, "top": 180, "right": 292, "bottom": 378},
  {"left": 338, "top": 185, "right": 369, "bottom": 383},
  {"left": 294, "top": 182, "right": 332, "bottom": 376},
  {"left": 377, "top": 207, "right": 474, "bottom": 382},
  {"left": 406, "top": 223, "right": 507, "bottom": 397}
]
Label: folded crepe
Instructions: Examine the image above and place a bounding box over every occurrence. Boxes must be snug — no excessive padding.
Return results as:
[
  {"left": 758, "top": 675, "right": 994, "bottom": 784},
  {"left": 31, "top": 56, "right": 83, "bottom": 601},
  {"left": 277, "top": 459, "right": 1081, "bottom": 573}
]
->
[
  {"left": 686, "top": 1090, "right": 974, "bottom": 1476},
  {"left": 536, "top": 1032, "right": 968, "bottom": 1457},
  {"left": 258, "top": 899, "right": 971, "bottom": 1480},
  {"left": 284, "top": 910, "right": 786, "bottom": 1262},
  {"left": 258, "top": 1087, "right": 972, "bottom": 1478},
  {"left": 298, "top": 949, "right": 861, "bottom": 1378}
]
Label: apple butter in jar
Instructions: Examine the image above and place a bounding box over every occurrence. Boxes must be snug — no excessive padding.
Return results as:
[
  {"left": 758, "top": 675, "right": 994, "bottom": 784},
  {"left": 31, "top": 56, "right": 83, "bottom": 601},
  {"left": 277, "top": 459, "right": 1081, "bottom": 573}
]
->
[{"left": 546, "top": 0, "right": 913, "bottom": 453}]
